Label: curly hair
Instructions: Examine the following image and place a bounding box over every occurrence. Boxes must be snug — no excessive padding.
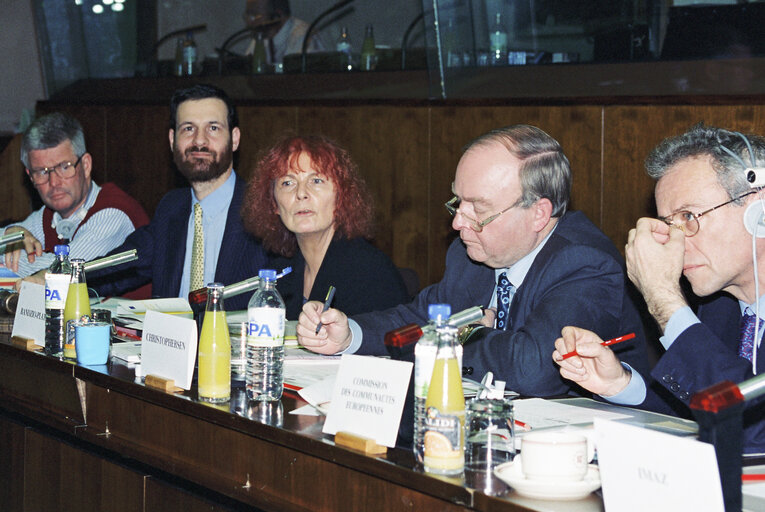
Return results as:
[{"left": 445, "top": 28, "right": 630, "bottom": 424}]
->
[{"left": 242, "top": 135, "right": 374, "bottom": 256}]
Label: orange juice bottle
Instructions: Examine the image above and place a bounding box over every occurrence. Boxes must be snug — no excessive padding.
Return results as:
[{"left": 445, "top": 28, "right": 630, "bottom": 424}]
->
[
  {"left": 423, "top": 324, "right": 465, "bottom": 476},
  {"left": 62, "top": 259, "right": 91, "bottom": 360},
  {"left": 198, "top": 283, "right": 231, "bottom": 402}
]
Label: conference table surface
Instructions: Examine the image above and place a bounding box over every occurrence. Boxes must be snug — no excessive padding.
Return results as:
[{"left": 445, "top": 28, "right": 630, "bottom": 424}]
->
[{"left": 0, "top": 336, "right": 696, "bottom": 512}]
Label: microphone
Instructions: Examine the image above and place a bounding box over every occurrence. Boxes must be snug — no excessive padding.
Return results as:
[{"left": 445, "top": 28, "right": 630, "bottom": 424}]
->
[{"left": 301, "top": 0, "right": 355, "bottom": 73}]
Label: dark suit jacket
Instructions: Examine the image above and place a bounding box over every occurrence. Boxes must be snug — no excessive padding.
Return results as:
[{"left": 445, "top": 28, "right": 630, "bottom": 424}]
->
[
  {"left": 271, "top": 237, "right": 409, "bottom": 320},
  {"left": 353, "top": 211, "right": 650, "bottom": 397},
  {"left": 90, "top": 175, "right": 267, "bottom": 311},
  {"left": 642, "top": 293, "right": 765, "bottom": 453}
]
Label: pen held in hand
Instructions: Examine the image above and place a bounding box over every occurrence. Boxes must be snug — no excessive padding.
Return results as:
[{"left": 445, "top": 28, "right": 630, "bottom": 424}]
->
[
  {"left": 560, "top": 332, "right": 636, "bottom": 360},
  {"left": 315, "top": 285, "right": 336, "bottom": 334}
]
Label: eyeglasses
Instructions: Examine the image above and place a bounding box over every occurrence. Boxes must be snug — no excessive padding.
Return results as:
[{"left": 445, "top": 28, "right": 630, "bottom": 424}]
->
[
  {"left": 27, "top": 155, "right": 82, "bottom": 184},
  {"left": 659, "top": 189, "right": 759, "bottom": 237},
  {"left": 445, "top": 194, "right": 522, "bottom": 232}
]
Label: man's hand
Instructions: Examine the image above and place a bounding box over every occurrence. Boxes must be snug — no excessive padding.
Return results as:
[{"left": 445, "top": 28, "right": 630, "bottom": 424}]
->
[
  {"left": 3, "top": 227, "right": 43, "bottom": 273},
  {"left": 14, "top": 270, "right": 46, "bottom": 291},
  {"left": 552, "top": 326, "right": 632, "bottom": 397},
  {"left": 478, "top": 307, "right": 496, "bottom": 328},
  {"left": 296, "top": 301, "right": 352, "bottom": 355},
  {"left": 625, "top": 217, "right": 687, "bottom": 330}
]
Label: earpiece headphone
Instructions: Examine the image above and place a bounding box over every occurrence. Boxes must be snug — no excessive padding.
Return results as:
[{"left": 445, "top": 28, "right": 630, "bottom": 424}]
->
[
  {"left": 53, "top": 206, "right": 89, "bottom": 241},
  {"left": 718, "top": 130, "right": 765, "bottom": 236}
]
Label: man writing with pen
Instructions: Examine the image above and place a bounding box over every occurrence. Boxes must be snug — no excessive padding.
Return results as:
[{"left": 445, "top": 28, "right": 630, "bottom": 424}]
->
[
  {"left": 552, "top": 124, "right": 765, "bottom": 454},
  {"left": 296, "top": 125, "right": 650, "bottom": 404}
]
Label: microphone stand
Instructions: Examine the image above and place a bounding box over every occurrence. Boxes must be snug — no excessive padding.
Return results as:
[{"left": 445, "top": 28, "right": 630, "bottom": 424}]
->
[
  {"left": 149, "top": 24, "right": 207, "bottom": 76},
  {"left": 401, "top": 12, "right": 425, "bottom": 70},
  {"left": 301, "top": 0, "right": 355, "bottom": 73},
  {"left": 216, "top": 27, "right": 254, "bottom": 75},
  {"left": 689, "top": 372, "right": 765, "bottom": 512}
]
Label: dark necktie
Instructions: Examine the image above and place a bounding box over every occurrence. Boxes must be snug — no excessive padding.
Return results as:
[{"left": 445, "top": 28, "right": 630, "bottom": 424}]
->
[
  {"left": 738, "top": 311, "right": 763, "bottom": 362},
  {"left": 496, "top": 272, "right": 515, "bottom": 331}
]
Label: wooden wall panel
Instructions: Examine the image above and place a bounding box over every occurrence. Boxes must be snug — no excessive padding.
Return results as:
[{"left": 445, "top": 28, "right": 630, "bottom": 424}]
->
[
  {"left": 237, "top": 106, "right": 298, "bottom": 182},
  {"left": 104, "top": 105, "right": 175, "bottom": 216},
  {"left": 23, "top": 429, "right": 146, "bottom": 512},
  {"left": 296, "top": 105, "right": 431, "bottom": 285},
  {"left": 0, "top": 134, "right": 35, "bottom": 225},
  {"left": 145, "top": 479, "right": 244, "bottom": 512},
  {"left": 0, "top": 416, "right": 25, "bottom": 512},
  {"left": 602, "top": 105, "right": 765, "bottom": 251}
]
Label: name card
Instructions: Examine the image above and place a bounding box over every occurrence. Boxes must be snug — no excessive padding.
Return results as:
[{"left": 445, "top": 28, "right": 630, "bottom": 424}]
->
[
  {"left": 11, "top": 281, "right": 45, "bottom": 346},
  {"left": 594, "top": 418, "right": 724, "bottom": 512},
  {"left": 141, "top": 310, "right": 197, "bottom": 390},
  {"left": 322, "top": 354, "right": 412, "bottom": 448}
]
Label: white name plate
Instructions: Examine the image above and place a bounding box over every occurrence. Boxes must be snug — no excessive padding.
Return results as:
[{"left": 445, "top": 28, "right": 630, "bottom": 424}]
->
[
  {"left": 11, "top": 281, "right": 46, "bottom": 346},
  {"left": 140, "top": 310, "right": 197, "bottom": 390},
  {"left": 595, "top": 418, "right": 724, "bottom": 512},
  {"left": 322, "top": 354, "right": 412, "bottom": 448}
]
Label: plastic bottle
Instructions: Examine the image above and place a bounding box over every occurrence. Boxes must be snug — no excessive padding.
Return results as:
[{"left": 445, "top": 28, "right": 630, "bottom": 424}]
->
[
  {"left": 62, "top": 259, "right": 91, "bottom": 360},
  {"left": 198, "top": 283, "right": 231, "bottom": 403},
  {"left": 246, "top": 269, "right": 286, "bottom": 401},
  {"left": 423, "top": 322, "right": 465, "bottom": 476},
  {"left": 489, "top": 12, "right": 508, "bottom": 66},
  {"left": 251, "top": 32, "right": 269, "bottom": 74},
  {"left": 181, "top": 31, "right": 198, "bottom": 76},
  {"left": 44, "top": 245, "right": 72, "bottom": 356},
  {"left": 173, "top": 37, "right": 184, "bottom": 77},
  {"left": 336, "top": 26, "right": 352, "bottom": 71},
  {"left": 413, "top": 304, "right": 451, "bottom": 463},
  {"left": 360, "top": 24, "right": 376, "bottom": 71}
]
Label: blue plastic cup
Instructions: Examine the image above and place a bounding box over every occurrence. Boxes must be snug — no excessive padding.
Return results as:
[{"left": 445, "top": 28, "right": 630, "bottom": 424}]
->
[{"left": 75, "top": 322, "right": 111, "bottom": 365}]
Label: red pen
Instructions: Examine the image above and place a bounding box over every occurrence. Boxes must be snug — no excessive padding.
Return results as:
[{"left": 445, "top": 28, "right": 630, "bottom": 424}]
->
[
  {"left": 560, "top": 332, "right": 636, "bottom": 360},
  {"left": 743, "top": 474, "right": 765, "bottom": 482}
]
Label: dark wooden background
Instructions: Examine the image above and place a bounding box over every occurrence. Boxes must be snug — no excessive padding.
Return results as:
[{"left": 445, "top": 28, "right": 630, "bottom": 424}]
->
[{"left": 4, "top": 99, "right": 765, "bottom": 289}]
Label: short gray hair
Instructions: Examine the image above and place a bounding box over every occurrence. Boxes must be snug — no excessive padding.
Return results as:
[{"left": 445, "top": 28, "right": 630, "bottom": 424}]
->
[
  {"left": 463, "top": 124, "right": 571, "bottom": 217},
  {"left": 646, "top": 123, "right": 765, "bottom": 203},
  {"left": 21, "top": 112, "right": 86, "bottom": 168}
]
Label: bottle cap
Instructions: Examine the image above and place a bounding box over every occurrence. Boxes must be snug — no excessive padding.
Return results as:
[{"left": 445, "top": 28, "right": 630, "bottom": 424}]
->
[
  {"left": 207, "top": 282, "right": 224, "bottom": 290},
  {"left": 54, "top": 245, "right": 70, "bottom": 256},
  {"left": 428, "top": 303, "right": 451, "bottom": 321},
  {"left": 258, "top": 269, "right": 277, "bottom": 281}
]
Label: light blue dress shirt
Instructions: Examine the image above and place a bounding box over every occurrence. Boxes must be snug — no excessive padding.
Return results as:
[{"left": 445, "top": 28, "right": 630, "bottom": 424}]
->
[{"left": 178, "top": 171, "right": 236, "bottom": 299}]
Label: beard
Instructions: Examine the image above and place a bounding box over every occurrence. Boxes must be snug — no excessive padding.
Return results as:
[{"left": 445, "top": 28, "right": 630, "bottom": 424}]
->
[{"left": 173, "top": 142, "right": 233, "bottom": 183}]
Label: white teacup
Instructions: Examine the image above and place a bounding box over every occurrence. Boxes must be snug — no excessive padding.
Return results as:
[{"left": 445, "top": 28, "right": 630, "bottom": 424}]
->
[{"left": 520, "top": 432, "right": 588, "bottom": 482}]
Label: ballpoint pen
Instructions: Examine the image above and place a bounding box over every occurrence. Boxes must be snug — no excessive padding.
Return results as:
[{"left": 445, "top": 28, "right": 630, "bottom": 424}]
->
[
  {"left": 560, "top": 332, "right": 636, "bottom": 360},
  {"left": 315, "top": 285, "right": 336, "bottom": 334}
]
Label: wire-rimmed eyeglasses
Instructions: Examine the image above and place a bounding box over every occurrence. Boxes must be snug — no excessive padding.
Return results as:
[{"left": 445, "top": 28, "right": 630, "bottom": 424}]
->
[
  {"left": 27, "top": 155, "right": 83, "bottom": 184},
  {"left": 659, "top": 189, "right": 759, "bottom": 237},
  {"left": 445, "top": 195, "right": 522, "bottom": 232}
]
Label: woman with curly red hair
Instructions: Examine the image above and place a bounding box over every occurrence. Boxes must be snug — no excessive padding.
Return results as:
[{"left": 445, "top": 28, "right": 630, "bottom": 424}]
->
[{"left": 242, "top": 134, "right": 408, "bottom": 319}]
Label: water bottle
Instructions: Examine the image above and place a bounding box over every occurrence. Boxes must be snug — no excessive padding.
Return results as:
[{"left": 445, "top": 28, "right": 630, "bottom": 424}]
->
[
  {"left": 181, "top": 31, "right": 198, "bottom": 76},
  {"left": 413, "top": 303, "right": 451, "bottom": 463},
  {"left": 336, "top": 26, "right": 352, "bottom": 71},
  {"left": 44, "top": 245, "right": 72, "bottom": 356},
  {"left": 246, "top": 269, "right": 286, "bottom": 401},
  {"left": 489, "top": 12, "right": 508, "bottom": 66},
  {"left": 360, "top": 24, "right": 376, "bottom": 71}
]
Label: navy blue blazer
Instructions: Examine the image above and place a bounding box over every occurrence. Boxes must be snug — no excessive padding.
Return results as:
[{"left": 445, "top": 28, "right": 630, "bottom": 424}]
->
[
  {"left": 90, "top": 175, "right": 267, "bottom": 311},
  {"left": 353, "top": 211, "right": 650, "bottom": 397},
  {"left": 271, "top": 237, "right": 409, "bottom": 320},
  {"left": 642, "top": 293, "right": 765, "bottom": 453}
]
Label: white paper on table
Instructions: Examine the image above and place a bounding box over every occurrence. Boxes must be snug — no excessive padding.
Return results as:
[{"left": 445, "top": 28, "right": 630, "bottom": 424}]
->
[
  {"left": 140, "top": 310, "right": 197, "bottom": 390},
  {"left": 296, "top": 375, "right": 336, "bottom": 415},
  {"left": 111, "top": 341, "right": 142, "bottom": 363},
  {"left": 284, "top": 357, "right": 341, "bottom": 390},
  {"left": 513, "top": 397, "right": 630, "bottom": 429},
  {"left": 117, "top": 298, "right": 193, "bottom": 319},
  {"left": 322, "top": 354, "right": 412, "bottom": 448},
  {"left": 595, "top": 418, "right": 724, "bottom": 512},
  {"left": 11, "top": 281, "right": 46, "bottom": 346}
]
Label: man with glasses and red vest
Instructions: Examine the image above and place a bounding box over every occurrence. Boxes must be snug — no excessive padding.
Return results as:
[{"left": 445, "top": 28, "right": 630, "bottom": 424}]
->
[{"left": 3, "top": 112, "right": 149, "bottom": 284}]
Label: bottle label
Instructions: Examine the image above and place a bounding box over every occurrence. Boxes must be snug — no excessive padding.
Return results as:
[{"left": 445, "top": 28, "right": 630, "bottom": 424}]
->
[
  {"left": 247, "top": 307, "right": 285, "bottom": 347},
  {"left": 490, "top": 33, "right": 508, "bottom": 53},
  {"left": 45, "top": 273, "right": 70, "bottom": 309},
  {"left": 423, "top": 406, "right": 465, "bottom": 470}
]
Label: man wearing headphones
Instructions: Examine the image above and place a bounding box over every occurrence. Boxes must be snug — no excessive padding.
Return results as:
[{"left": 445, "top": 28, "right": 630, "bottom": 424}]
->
[
  {"left": 3, "top": 112, "right": 149, "bottom": 281},
  {"left": 553, "top": 124, "right": 765, "bottom": 453}
]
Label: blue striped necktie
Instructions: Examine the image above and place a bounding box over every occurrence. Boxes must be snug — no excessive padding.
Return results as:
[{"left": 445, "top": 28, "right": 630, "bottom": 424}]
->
[
  {"left": 496, "top": 272, "right": 515, "bottom": 331},
  {"left": 738, "top": 311, "right": 763, "bottom": 362}
]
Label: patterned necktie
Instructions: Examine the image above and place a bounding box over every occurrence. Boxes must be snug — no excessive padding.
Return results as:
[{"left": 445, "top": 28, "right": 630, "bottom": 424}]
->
[
  {"left": 738, "top": 311, "right": 763, "bottom": 362},
  {"left": 190, "top": 203, "right": 205, "bottom": 291},
  {"left": 495, "top": 272, "right": 516, "bottom": 331}
]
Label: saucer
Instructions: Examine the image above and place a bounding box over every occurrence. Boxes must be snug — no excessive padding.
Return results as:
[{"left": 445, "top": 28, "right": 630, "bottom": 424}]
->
[{"left": 493, "top": 459, "right": 601, "bottom": 500}]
